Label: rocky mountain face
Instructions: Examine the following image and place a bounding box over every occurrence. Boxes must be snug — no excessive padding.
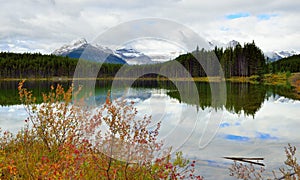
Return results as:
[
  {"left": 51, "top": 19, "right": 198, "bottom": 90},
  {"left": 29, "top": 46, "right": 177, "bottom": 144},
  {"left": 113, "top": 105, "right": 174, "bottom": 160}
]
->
[
  {"left": 115, "top": 48, "right": 153, "bottom": 65},
  {"left": 53, "top": 39, "right": 156, "bottom": 65},
  {"left": 53, "top": 38, "right": 127, "bottom": 64}
]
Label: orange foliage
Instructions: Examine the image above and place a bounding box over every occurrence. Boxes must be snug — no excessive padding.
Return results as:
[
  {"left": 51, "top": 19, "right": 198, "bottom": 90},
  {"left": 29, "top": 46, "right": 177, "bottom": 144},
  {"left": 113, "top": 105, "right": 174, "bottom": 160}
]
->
[{"left": 0, "top": 81, "right": 202, "bottom": 179}]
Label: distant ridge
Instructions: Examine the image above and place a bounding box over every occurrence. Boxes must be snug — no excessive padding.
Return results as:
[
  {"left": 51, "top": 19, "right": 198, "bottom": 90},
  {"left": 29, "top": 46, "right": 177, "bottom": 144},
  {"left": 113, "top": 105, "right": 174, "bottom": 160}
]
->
[
  {"left": 53, "top": 38, "right": 127, "bottom": 64},
  {"left": 264, "top": 50, "right": 299, "bottom": 62},
  {"left": 115, "top": 48, "right": 153, "bottom": 65}
]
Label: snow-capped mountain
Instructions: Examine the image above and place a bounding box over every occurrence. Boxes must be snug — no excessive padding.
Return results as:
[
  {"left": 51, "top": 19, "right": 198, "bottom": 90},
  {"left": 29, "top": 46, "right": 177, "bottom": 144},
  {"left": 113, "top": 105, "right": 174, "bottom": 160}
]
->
[
  {"left": 53, "top": 38, "right": 127, "bottom": 64},
  {"left": 53, "top": 38, "right": 88, "bottom": 55},
  {"left": 115, "top": 48, "right": 153, "bottom": 65},
  {"left": 264, "top": 50, "right": 299, "bottom": 62},
  {"left": 54, "top": 39, "right": 299, "bottom": 64},
  {"left": 53, "top": 39, "right": 156, "bottom": 65}
]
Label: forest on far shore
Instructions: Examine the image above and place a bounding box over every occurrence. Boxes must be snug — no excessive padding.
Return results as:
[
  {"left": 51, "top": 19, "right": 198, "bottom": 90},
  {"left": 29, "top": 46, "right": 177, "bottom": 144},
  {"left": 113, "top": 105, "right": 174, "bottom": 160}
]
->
[{"left": 0, "top": 41, "right": 299, "bottom": 79}]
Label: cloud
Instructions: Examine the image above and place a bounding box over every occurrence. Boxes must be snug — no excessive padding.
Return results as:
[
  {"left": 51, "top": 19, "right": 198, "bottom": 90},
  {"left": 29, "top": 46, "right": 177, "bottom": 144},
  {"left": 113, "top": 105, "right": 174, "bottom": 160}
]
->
[
  {"left": 0, "top": 0, "right": 299, "bottom": 53},
  {"left": 219, "top": 122, "right": 230, "bottom": 128},
  {"left": 123, "top": 39, "right": 186, "bottom": 62},
  {"left": 256, "top": 132, "right": 278, "bottom": 140}
]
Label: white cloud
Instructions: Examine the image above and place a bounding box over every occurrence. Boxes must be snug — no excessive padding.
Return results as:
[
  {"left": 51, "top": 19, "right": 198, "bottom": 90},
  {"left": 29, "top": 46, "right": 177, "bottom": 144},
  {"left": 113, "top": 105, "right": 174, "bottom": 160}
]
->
[
  {"left": 123, "top": 39, "right": 186, "bottom": 62},
  {"left": 0, "top": 0, "right": 299, "bottom": 53}
]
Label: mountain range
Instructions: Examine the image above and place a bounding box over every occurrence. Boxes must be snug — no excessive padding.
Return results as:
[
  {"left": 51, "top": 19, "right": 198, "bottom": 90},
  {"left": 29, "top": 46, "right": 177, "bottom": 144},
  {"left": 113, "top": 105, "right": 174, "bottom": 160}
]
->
[
  {"left": 264, "top": 50, "right": 299, "bottom": 62},
  {"left": 53, "top": 38, "right": 126, "bottom": 64},
  {"left": 115, "top": 48, "right": 153, "bottom": 65},
  {"left": 53, "top": 38, "right": 153, "bottom": 65},
  {"left": 53, "top": 38, "right": 299, "bottom": 65}
]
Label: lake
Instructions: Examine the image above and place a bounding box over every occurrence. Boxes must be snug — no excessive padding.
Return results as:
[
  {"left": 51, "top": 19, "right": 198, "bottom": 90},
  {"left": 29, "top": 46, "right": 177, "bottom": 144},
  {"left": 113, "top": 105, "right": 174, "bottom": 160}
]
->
[{"left": 0, "top": 80, "right": 300, "bottom": 179}]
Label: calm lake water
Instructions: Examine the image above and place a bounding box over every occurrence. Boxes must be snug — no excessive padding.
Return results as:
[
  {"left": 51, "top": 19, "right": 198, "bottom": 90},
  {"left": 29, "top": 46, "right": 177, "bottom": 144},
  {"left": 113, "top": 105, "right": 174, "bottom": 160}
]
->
[{"left": 0, "top": 80, "right": 300, "bottom": 179}]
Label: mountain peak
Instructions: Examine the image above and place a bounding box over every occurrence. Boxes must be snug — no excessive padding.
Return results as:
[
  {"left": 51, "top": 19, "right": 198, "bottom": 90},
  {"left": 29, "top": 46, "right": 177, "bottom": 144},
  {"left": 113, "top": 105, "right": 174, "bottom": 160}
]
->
[
  {"left": 115, "top": 48, "right": 153, "bottom": 65},
  {"left": 71, "top": 38, "right": 88, "bottom": 47},
  {"left": 52, "top": 38, "right": 126, "bottom": 64},
  {"left": 53, "top": 38, "right": 88, "bottom": 55}
]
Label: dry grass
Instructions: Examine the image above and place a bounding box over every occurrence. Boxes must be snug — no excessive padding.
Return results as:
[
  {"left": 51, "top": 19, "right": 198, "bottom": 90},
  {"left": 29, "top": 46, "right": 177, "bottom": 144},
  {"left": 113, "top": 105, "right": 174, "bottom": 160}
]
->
[
  {"left": 263, "top": 73, "right": 288, "bottom": 86},
  {"left": 289, "top": 73, "right": 300, "bottom": 94}
]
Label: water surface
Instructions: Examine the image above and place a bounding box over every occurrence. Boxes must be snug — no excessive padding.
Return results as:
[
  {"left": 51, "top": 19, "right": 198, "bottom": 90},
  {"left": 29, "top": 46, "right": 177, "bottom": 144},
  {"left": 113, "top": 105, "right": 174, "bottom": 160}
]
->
[{"left": 0, "top": 80, "right": 299, "bottom": 179}]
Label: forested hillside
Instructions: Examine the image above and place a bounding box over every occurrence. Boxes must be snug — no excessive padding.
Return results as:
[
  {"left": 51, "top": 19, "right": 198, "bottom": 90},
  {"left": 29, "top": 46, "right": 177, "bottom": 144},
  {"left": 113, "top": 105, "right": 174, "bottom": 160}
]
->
[
  {"left": 0, "top": 52, "right": 122, "bottom": 78},
  {"left": 0, "top": 42, "right": 298, "bottom": 79},
  {"left": 269, "top": 54, "right": 300, "bottom": 73},
  {"left": 173, "top": 41, "right": 266, "bottom": 78}
]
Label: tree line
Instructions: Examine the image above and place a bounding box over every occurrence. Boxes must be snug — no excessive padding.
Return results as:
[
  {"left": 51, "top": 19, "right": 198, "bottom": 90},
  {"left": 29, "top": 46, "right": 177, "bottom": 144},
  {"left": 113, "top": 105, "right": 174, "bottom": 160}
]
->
[
  {"left": 268, "top": 54, "right": 300, "bottom": 73},
  {"left": 0, "top": 52, "right": 122, "bottom": 79},
  {"left": 0, "top": 41, "right": 299, "bottom": 79},
  {"left": 105, "top": 41, "right": 268, "bottom": 78},
  {"left": 167, "top": 41, "right": 266, "bottom": 78}
]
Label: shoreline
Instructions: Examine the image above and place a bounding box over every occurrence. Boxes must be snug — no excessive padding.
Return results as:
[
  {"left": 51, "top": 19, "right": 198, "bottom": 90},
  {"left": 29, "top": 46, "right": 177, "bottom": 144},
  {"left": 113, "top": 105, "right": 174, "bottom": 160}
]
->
[
  {"left": 1, "top": 73, "right": 299, "bottom": 88},
  {"left": 0, "top": 76, "right": 225, "bottom": 82}
]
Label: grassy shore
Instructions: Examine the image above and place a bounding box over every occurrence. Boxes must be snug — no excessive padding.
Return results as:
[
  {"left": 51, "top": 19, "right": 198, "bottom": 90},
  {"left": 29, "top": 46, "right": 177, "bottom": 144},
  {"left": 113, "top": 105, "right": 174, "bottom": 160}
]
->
[{"left": 289, "top": 72, "right": 300, "bottom": 94}]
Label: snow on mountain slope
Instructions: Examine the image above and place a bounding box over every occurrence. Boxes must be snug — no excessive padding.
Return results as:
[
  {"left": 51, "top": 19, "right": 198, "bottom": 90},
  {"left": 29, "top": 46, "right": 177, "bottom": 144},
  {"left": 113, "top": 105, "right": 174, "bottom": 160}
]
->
[
  {"left": 53, "top": 38, "right": 88, "bottom": 55},
  {"left": 54, "top": 38, "right": 299, "bottom": 64},
  {"left": 53, "top": 38, "right": 126, "bottom": 64},
  {"left": 265, "top": 50, "right": 299, "bottom": 62},
  {"left": 53, "top": 38, "right": 155, "bottom": 65},
  {"left": 115, "top": 48, "right": 153, "bottom": 65}
]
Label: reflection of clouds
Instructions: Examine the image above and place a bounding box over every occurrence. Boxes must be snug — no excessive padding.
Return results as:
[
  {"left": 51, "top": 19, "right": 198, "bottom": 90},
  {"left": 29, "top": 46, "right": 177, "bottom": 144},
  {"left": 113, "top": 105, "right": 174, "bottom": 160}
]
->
[
  {"left": 133, "top": 92, "right": 300, "bottom": 177},
  {"left": 224, "top": 134, "right": 250, "bottom": 142},
  {"left": 181, "top": 95, "right": 300, "bottom": 178},
  {"left": 134, "top": 89, "right": 215, "bottom": 154},
  {"left": 220, "top": 122, "right": 230, "bottom": 128},
  {"left": 274, "top": 96, "right": 300, "bottom": 104},
  {"left": 0, "top": 105, "right": 27, "bottom": 133},
  {"left": 1, "top": 91, "right": 300, "bottom": 178},
  {"left": 213, "top": 96, "right": 300, "bottom": 142},
  {"left": 255, "top": 132, "right": 278, "bottom": 140}
]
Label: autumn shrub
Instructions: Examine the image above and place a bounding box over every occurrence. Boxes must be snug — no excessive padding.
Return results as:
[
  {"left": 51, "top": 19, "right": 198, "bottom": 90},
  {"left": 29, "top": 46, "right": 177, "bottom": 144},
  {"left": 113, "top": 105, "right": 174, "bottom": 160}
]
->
[{"left": 0, "top": 81, "right": 202, "bottom": 179}]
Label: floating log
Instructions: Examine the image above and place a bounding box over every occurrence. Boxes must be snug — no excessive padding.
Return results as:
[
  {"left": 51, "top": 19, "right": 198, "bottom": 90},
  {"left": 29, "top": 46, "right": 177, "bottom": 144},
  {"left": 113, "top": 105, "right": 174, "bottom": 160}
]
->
[{"left": 223, "top": 157, "right": 265, "bottom": 166}]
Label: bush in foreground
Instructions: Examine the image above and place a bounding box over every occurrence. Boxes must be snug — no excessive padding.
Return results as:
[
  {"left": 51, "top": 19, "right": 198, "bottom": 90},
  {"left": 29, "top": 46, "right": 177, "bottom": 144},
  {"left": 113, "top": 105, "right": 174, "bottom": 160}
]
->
[{"left": 0, "top": 81, "right": 202, "bottom": 179}]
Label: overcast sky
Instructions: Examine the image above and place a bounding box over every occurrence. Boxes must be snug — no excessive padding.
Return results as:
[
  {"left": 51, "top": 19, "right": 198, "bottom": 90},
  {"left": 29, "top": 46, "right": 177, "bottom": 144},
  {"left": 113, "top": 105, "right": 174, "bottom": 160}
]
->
[{"left": 1, "top": 0, "right": 299, "bottom": 54}]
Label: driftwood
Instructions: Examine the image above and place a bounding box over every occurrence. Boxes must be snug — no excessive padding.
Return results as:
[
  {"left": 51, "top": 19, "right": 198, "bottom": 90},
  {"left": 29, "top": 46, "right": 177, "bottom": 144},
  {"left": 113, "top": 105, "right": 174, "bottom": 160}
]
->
[
  {"left": 224, "top": 157, "right": 299, "bottom": 179},
  {"left": 223, "top": 157, "right": 265, "bottom": 166}
]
